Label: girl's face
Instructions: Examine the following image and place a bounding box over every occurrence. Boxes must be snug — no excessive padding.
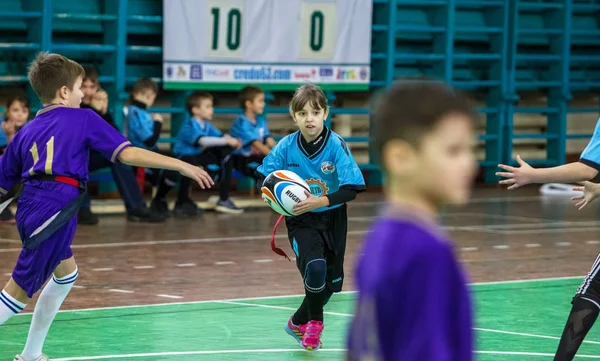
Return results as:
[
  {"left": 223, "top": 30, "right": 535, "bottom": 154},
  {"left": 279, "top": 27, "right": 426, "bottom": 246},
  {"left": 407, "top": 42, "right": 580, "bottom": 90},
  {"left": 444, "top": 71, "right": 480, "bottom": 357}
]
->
[
  {"left": 292, "top": 102, "right": 328, "bottom": 142},
  {"left": 6, "top": 100, "right": 29, "bottom": 126}
]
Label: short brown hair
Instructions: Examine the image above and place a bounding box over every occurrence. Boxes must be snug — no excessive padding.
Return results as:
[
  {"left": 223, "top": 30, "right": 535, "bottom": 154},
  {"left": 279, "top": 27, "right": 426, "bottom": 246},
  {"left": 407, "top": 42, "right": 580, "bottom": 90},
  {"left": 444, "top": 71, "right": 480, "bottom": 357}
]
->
[
  {"left": 186, "top": 91, "right": 213, "bottom": 115},
  {"left": 373, "top": 79, "right": 476, "bottom": 167},
  {"left": 239, "top": 86, "right": 264, "bottom": 109},
  {"left": 82, "top": 66, "right": 99, "bottom": 84},
  {"left": 28, "top": 52, "right": 85, "bottom": 104},
  {"left": 132, "top": 77, "right": 158, "bottom": 96},
  {"left": 289, "top": 82, "right": 328, "bottom": 114}
]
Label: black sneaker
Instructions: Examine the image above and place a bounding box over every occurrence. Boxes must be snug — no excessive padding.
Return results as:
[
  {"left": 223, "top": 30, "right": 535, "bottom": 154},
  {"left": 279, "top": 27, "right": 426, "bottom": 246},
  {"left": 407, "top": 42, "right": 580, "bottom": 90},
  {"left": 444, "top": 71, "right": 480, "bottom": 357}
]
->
[
  {"left": 173, "top": 199, "right": 202, "bottom": 217},
  {"left": 151, "top": 198, "right": 171, "bottom": 217},
  {"left": 0, "top": 207, "right": 15, "bottom": 223},
  {"left": 215, "top": 199, "right": 244, "bottom": 214},
  {"left": 78, "top": 207, "right": 99, "bottom": 225},
  {"left": 127, "top": 205, "right": 167, "bottom": 223}
]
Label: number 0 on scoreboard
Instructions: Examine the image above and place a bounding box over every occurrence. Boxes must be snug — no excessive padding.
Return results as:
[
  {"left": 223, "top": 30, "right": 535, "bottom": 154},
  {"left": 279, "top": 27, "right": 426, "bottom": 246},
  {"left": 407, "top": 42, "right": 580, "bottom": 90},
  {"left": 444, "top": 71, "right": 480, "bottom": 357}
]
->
[{"left": 300, "top": 2, "right": 336, "bottom": 60}]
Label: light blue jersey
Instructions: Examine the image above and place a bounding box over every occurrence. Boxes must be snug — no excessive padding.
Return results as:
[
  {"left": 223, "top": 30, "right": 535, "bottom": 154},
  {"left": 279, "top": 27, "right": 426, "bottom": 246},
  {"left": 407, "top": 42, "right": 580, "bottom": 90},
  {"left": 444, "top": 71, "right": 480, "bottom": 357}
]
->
[
  {"left": 174, "top": 116, "right": 223, "bottom": 157},
  {"left": 581, "top": 118, "right": 600, "bottom": 171},
  {"left": 229, "top": 114, "right": 270, "bottom": 156},
  {"left": 257, "top": 128, "right": 365, "bottom": 212},
  {"left": 126, "top": 105, "right": 156, "bottom": 150}
]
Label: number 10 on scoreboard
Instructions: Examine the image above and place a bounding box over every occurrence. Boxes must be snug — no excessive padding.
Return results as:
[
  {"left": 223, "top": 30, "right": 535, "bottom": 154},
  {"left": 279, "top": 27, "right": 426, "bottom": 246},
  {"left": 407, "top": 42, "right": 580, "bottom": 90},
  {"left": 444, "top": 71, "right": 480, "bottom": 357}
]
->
[{"left": 207, "top": 0, "right": 336, "bottom": 60}]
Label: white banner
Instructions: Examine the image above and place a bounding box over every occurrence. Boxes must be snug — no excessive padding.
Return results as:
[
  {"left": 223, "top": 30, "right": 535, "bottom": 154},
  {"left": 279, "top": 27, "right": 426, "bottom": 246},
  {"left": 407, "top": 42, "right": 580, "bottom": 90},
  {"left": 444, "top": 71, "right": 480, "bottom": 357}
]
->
[{"left": 163, "top": 0, "right": 372, "bottom": 90}]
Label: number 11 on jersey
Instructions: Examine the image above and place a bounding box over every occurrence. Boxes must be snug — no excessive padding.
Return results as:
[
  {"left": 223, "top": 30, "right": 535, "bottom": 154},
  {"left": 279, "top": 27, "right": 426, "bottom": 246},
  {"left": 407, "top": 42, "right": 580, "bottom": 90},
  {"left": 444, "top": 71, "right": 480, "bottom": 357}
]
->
[{"left": 28, "top": 136, "right": 55, "bottom": 176}]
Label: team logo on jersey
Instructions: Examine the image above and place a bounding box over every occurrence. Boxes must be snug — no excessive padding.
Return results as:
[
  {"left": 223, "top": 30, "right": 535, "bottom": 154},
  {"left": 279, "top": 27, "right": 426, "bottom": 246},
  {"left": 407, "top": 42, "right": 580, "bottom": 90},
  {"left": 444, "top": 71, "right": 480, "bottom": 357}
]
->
[
  {"left": 306, "top": 178, "right": 329, "bottom": 197},
  {"left": 321, "top": 161, "right": 335, "bottom": 174}
]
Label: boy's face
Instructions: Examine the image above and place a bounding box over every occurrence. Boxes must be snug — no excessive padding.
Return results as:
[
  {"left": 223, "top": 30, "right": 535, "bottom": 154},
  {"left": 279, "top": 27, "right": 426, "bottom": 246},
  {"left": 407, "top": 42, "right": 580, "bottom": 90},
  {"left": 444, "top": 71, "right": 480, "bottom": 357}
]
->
[
  {"left": 81, "top": 79, "right": 98, "bottom": 103},
  {"left": 6, "top": 101, "right": 29, "bottom": 127},
  {"left": 192, "top": 98, "right": 214, "bottom": 120},
  {"left": 386, "top": 114, "right": 477, "bottom": 206},
  {"left": 141, "top": 90, "right": 157, "bottom": 107},
  {"left": 246, "top": 93, "right": 265, "bottom": 115},
  {"left": 62, "top": 76, "right": 84, "bottom": 108},
  {"left": 292, "top": 102, "right": 328, "bottom": 141}
]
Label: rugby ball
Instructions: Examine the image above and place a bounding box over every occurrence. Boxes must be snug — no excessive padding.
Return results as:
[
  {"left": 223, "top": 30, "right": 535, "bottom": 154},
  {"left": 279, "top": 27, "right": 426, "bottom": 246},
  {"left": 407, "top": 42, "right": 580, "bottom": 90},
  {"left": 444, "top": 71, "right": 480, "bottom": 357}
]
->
[{"left": 261, "top": 170, "right": 310, "bottom": 216}]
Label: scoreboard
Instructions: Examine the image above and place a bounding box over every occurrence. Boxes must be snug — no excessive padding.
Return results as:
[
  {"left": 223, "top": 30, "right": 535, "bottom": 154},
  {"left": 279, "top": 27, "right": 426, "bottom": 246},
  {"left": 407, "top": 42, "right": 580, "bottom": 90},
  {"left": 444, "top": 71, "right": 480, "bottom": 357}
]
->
[{"left": 163, "top": 0, "right": 372, "bottom": 91}]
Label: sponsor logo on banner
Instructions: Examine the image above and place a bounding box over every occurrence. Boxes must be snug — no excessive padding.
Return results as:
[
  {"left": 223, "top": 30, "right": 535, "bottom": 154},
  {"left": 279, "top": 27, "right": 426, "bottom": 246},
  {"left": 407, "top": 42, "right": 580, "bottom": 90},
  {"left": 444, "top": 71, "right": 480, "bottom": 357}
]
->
[
  {"left": 293, "top": 68, "right": 317, "bottom": 81},
  {"left": 233, "top": 67, "right": 292, "bottom": 81},
  {"left": 166, "top": 66, "right": 174, "bottom": 79},
  {"left": 176, "top": 65, "right": 188, "bottom": 80},
  {"left": 320, "top": 67, "right": 334, "bottom": 77},
  {"left": 204, "top": 68, "right": 230, "bottom": 78},
  {"left": 337, "top": 69, "right": 357, "bottom": 80},
  {"left": 360, "top": 67, "right": 369, "bottom": 81},
  {"left": 189, "top": 65, "right": 202, "bottom": 80}
]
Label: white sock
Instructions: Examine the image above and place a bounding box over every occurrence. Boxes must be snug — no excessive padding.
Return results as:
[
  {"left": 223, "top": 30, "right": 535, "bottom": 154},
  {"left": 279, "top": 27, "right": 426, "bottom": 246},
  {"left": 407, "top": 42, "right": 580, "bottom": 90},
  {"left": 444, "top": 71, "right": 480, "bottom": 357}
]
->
[
  {"left": 21, "top": 268, "right": 78, "bottom": 360},
  {"left": 0, "top": 289, "right": 26, "bottom": 325}
]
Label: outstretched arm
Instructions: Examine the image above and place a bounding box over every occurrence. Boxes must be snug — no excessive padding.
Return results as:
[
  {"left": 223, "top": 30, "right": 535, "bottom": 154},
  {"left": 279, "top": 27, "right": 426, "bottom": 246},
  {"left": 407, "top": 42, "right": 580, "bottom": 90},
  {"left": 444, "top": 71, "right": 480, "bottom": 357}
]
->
[
  {"left": 118, "top": 147, "right": 214, "bottom": 189},
  {"left": 497, "top": 155, "right": 598, "bottom": 190}
]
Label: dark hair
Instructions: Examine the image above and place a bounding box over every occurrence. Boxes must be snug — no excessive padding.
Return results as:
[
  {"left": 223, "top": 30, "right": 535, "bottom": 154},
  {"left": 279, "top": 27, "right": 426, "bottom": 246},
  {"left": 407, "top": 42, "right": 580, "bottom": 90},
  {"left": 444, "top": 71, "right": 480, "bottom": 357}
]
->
[
  {"left": 239, "top": 85, "right": 264, "bottom": 109},
  {"left": 132, "top": 77, "right": 159, "bottom": 96},
  {"left": 373, "top": 79, "right": 476, "bottom": 166},
  {"left": 186, "top": 91, "right": 213, "bottom": 115},
  {"left": 289, "top": 82, "right": 328, "bottom": 114},
  {"left": 28, "top": 52, "right": 85, "bottom": 104},
  {"left": 4, "top": 94, "right": 30, "bottom": 121},
  {"left": 82, "top": 66, "right": 99, "bottom": 83}
]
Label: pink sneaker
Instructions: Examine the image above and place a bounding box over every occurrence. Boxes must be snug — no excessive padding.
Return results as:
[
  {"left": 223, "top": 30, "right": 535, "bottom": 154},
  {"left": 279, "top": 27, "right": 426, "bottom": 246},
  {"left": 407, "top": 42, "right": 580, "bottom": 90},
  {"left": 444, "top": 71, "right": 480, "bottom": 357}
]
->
[
  {"left": 301, "top": 320, "right": 324, "bottom": 351},
  {"left": 284, "top": 317, "right": 324, "bottom": 348}
]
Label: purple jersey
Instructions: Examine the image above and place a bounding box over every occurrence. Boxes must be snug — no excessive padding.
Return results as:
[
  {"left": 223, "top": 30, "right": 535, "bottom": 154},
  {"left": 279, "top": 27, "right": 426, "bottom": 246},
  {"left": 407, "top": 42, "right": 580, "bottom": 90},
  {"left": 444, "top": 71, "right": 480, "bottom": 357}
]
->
[
  {"left": 0, "top": 105, "right": 131, "bottom": 195},
  {"left": 347, "top": 207, "right": 473, "bottom": 361}
]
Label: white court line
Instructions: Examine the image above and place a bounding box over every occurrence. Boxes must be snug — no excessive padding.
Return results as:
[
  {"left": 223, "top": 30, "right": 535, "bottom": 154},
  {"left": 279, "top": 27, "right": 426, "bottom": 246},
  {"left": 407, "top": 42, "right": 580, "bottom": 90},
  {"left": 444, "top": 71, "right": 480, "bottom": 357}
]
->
[
  {"left": 215, "top": 261, "right": 235, "bottom": 265},
  {"left": 91, "top": 268, "right": 114, "bottom": 272},
  {"left": 52, "top": 349, "right": 346, "bottom": 361},
  {"left": 493, "top": 245, "right": 510, "bottom": 250},
  {"left": 525, "top": 243, "right": 541, "bottom": 248},
  {"left": 587, "top": 240, "right": 600, "bottom": 245},
  {"left": 14, "top": 274, "right": 586, "bottom": 317},
  {"left": 218, "top": 300, "right": 353, "bottom": 318},
  {"left": 253, "top": 259, "right": 273, "bottom": 263},
  {"left": 460, "top": 247, "right": 479, "bottom": 252},
  {"left": 133, "top": 265, "right": 155, "bottom": 270},
  {"left": 48, "top": 349, "right": 600, "bottom": 361},
  {"left": 556, "top": 242, "right": 572, "bottom": 247},
  {"left": 157, "top": 294, "right": 183, "bottom": 300},
  {"left": 474, "top": 327, "right": 600, "bottom": 346},
  {"left": 175, "top": 263, "right": 196, "bottom": 267},
  {"left": 109, "top": 289, "right": 134, "bottom": 294},
  {"left": 72, "top": 285, "right": 86, "bottom": 289}
]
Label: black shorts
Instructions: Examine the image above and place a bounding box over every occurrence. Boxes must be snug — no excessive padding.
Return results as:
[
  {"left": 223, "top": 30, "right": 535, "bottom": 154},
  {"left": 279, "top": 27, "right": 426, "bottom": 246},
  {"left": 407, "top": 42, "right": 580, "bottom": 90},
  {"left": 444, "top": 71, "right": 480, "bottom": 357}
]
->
[
  {"left": 181, "top": 146, "right": 235, "bottom": 180},
  {"left": 232, "top": 154, "right": 264, "bottom": 178},
  {"left": 285, "top": 204, "right": 348, "bottom": 293},
  {"left": 575, "top": 252, "right": 600, "bottom": 305}
]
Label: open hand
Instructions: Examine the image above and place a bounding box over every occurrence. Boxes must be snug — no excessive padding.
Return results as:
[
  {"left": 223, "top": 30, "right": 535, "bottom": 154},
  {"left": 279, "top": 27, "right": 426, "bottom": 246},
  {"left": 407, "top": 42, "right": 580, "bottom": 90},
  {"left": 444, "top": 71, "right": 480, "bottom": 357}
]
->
[
  {"left": 572, "top": 181, "right": 600, "bottom": 210},
  {"left": 179, "top": 163, "right": 214, "bottom": 189},
  {"left": 496, "top": 155, "right": 534, "bottom": 190},
  {"left": 292, "top": 190, "right": 328, "bottom": 215},
  {"left": 152, "top": 113, "right": 164, "bottom": 123}
]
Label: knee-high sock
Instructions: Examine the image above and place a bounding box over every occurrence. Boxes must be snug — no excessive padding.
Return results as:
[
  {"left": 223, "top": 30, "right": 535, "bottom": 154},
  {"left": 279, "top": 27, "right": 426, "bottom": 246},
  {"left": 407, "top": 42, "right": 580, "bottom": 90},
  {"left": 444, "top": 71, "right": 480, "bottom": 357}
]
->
[
  {"left": 21, "top": 268, "right": 78, "bottom": 360},
  {"left": 0, "top": 289, "right": 26, "bottom": 325}
]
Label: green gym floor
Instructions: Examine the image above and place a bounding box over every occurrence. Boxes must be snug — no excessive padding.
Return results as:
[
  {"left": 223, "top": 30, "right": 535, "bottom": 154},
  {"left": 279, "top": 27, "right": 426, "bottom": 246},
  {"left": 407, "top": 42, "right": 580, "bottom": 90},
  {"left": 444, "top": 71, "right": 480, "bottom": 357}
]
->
[
  {"left": 3, "top": 188, "right": 600, "bottom": 360},
  {"left": 1, "top": 277, "right": 599, "bottom": 360}
]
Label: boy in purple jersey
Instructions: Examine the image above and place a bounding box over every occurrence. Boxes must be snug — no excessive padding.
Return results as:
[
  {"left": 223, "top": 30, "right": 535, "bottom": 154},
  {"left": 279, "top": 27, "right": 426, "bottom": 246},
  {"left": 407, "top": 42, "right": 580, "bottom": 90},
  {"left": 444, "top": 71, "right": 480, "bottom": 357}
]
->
[
  {"left": 347, "top": 80, "right": 478, "bottom": 361},
  {"left": 0, "top": 52, "right": 213, "bottom": 361}
]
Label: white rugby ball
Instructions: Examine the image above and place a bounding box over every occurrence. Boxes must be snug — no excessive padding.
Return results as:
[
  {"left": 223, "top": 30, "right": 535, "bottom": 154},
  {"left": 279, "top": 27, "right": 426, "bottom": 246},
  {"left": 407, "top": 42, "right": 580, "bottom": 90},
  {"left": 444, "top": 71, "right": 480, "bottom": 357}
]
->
[{"left": 261, "top": 170, "right": 310, "bottom": 216}]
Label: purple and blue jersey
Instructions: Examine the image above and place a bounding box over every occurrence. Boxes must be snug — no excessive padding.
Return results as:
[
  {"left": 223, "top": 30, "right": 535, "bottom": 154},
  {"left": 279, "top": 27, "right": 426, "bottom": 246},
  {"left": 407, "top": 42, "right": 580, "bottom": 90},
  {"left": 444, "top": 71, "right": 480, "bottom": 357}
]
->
[{"left": 347, "top": 207, "right": 473, "bottom": 361}]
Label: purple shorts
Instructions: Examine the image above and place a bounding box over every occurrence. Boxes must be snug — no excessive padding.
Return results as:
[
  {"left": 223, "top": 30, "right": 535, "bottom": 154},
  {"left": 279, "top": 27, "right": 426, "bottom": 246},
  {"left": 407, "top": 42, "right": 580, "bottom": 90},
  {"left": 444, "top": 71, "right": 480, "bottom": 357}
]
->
[{"left": 11, "top": 181, "right": 79, "bottom": 298}]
